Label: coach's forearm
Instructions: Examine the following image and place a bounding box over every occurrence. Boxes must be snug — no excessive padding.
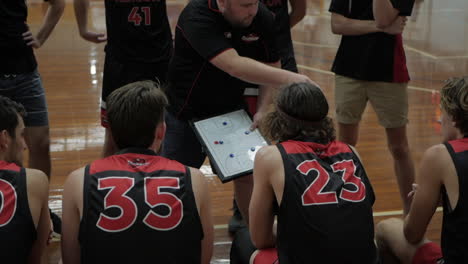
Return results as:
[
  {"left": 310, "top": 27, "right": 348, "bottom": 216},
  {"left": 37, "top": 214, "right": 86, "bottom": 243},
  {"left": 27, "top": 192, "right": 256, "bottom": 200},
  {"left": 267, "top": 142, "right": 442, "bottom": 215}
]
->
[{"left": 230, "top": 56, "right": 301, "bottom": 86}]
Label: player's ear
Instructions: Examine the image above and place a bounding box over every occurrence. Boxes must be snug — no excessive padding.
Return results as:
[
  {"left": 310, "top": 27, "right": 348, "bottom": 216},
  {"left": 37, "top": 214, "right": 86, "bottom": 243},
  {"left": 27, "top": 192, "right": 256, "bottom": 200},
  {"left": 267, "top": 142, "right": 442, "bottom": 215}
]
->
[
  {"left": 0, "top": 130, "right": 10, "bottom": 151},
  {"left": 155, "top": 121, "right": 166, "bottom": 142}
]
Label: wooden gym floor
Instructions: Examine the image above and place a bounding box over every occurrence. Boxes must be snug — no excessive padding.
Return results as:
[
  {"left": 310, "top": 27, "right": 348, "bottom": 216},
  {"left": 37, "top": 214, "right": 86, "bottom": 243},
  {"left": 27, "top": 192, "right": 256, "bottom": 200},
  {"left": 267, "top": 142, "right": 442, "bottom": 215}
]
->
[{"left": 22, "top": 0, "right": 468, "bottom": 262}]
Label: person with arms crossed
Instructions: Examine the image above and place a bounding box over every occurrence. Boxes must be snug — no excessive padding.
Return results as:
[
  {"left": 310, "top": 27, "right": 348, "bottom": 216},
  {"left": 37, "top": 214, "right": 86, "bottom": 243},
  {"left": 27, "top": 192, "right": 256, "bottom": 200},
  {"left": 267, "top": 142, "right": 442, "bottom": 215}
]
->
[
  {"left": 329, "top": 0, "right": 415, "bottom": 213},
  {"left": 74, "top": 0, "right": 173, "bottom": 157},
  {"left": 0, "top": 96, "right": 51, "bottom": 264},
  {"left": 376, "top": 77, "right": 468, "bottom": 264},
  {"left": 61, "top": 81, "right": 213, "bottom": 264},
  {"left": 231, "top": 82, "right": 378, "bottom": 264}
]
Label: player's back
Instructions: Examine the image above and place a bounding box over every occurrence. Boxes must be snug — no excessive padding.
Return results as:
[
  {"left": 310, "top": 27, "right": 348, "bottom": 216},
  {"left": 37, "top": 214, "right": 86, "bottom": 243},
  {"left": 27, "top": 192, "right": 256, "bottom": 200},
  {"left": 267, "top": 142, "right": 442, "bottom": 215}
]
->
[
  {"left": 275, "top": 140, "right": 377, "bottom": 264},
  {"left": 441, "top": 138, "right": 468, "bottom": 263},
  {"left": 104, "top": 0, "right": 172, "bottom": 64},
  {"left": 0, "top": 161, "right": 36, "bottom": 263},
  {"left": 79, "top": 148, "right": 203, "bottom": 264}
]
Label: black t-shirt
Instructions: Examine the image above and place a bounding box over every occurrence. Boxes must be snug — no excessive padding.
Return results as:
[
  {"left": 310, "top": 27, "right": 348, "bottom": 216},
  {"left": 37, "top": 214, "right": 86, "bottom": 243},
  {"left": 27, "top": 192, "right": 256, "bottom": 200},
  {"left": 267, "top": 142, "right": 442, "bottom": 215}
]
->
[
  {"left": 441, "top": 138, "right": 468, "bottom": 264},
  {"left": 0, "top": 161, "right": 37, "bottom": 264},
  {"left": 276, "top": 140, "right": 377, "bottom": 264},
  {"left": 79, "top": 148, "right": 203, "bottom": 264},
  {"left": 0, "top": 0, "right": 37, "bottom": 74},
  {"left": 166, "top": 0, "right": 279, "bottom": 120},
  {"left": 260, "top": 0, "right": 291, "bottom": 52},
  {"left": 104, "top": 0, "right": 173, "bottom": 64},
  {"left": 329, "top": 0, "right": 414, "bottom": 83}
]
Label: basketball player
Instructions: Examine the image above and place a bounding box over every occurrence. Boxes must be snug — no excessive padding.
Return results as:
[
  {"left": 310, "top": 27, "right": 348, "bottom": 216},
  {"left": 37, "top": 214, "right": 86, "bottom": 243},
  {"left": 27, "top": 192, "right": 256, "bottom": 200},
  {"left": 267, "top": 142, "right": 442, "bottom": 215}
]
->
[
  {"left": 376, "top": 76, "right": 468, "bottom": 264},
  {"left": 0, "top": 96, "right": 51, "bottom": 263},
  {"left": 74, "top": 0, "right": 173, "bottom": 157},
  {"left": 61, "top": 81, "right": 213, "bottom": 264},
  {"left": 232, "top": 82, "right": 378, "bottom": 263}
]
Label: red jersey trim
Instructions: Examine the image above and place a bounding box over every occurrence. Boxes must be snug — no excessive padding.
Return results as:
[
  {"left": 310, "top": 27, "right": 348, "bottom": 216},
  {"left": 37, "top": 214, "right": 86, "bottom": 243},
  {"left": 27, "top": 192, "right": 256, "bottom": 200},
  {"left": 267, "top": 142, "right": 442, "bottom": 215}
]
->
[
  {"left": 90, "top": 154, "right": 186, "bottom": 174},
  {"left": 393, "top": 34, "right": 410, "bottom": 83},
  {"left": 448, "top": 138, "right": 468, "bottom": 153},
  {"left": 281, "top": 140, "right": 352, "bottom": 158},
  {"left": 0, "top": 161, "right": 21, "bottom": 172}
]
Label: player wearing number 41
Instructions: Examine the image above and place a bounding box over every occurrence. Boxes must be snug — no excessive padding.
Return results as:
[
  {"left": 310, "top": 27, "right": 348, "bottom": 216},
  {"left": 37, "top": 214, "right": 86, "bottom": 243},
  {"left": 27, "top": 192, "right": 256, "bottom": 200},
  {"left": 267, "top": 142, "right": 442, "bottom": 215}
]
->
[
  {"left": 61, "top": 82, "right": 213, "bottom": 264},
  {"left": 74, "top": 0, "right": 173, "bottom": 158},
  {"left": 230, "top": 83, "right": 378, "bottom": 264},
  {"left": 0, "top": 96, "right": 50, "bottom": 263},
  {"left": 376, "top": 77, "right": 468, "bottom": 264}
]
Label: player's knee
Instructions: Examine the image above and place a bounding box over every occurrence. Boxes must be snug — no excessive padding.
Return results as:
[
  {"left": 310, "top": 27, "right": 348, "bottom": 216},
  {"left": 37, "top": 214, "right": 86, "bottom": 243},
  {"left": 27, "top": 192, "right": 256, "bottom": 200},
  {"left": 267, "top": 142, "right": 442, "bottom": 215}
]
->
[{"left": 376, "top": 218, "right": 402, "bottom": 240}]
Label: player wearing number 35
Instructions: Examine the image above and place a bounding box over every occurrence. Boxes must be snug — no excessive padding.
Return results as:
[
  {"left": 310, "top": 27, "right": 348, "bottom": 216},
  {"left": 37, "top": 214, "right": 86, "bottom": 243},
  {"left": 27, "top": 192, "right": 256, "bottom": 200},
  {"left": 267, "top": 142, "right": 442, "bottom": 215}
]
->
[
  {"left": 0, "top": 96, "right": 51, "bottom": 263},
  {"left": 74, "top": 0, "right": 173, "bottom": 158},
  {"left": 245, "top": 82, "right": 378, "bottom": 263},
  {"left": 61, "top": 82, "right": 213, "bottom": 264}
]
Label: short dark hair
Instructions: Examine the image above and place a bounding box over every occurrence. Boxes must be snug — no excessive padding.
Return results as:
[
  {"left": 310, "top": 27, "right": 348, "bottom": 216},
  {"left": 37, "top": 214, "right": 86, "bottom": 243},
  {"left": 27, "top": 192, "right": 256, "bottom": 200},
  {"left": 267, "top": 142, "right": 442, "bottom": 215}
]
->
[
  {"left": 261, "top": 82, "right": 335, "bottom": 144},
  {"left": 440, "top": 76, "right": 468, "bottom": 136},
  {"left": 107, "top": 81, "right": 169, "bottom": 149},
  {"left": 0, "top": 96, "right": 26, "bottom": 138}
]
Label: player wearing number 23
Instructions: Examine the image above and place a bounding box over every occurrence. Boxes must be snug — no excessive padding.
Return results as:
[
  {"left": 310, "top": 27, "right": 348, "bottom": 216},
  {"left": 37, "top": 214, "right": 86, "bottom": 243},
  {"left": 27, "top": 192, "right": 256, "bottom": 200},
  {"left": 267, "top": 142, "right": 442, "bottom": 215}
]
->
[
  {"left": 61, "top": 82, "right": 213, "bottom": 264},
  {"left": 244, "top": 83, "right": 378, "bottom": 264}
]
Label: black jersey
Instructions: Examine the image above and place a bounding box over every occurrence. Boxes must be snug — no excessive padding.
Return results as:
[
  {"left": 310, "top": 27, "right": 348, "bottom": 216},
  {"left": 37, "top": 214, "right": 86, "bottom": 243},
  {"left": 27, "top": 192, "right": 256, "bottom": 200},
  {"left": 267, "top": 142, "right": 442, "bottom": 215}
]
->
[
  {"left": 166, "top": 0, "right": 279, "bottom": 120},
  {"left": 104, "top": 0, "right": 173, "bottom": 64},
  {"left": 0, "top": 161, "right": 37, "bottom": 264},
  {"left": 79, "top": 148, "right": 203, "bottom": 264},
  {"left": 329, "top": 0, "right": 414, "bottom": 83},
  {"left": 0, "top": 0, "right": 37, "bottom": 74},
  {"left": 276, "top": 140, "right": 377, "bottom": 264},
  {"left": 441, "top": 138, "right": 468, "bottom": 264}
]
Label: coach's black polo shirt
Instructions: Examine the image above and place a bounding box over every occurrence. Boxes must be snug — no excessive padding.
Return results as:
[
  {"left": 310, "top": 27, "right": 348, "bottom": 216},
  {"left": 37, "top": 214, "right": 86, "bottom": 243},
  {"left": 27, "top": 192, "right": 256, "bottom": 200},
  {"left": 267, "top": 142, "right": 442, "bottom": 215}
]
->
[
  {"left": 329, "top": 0, "right": 414, "bottom": 83},
  {"left": 166, "top": 0, "right": 279, "bottom": 120},
  {"left": 0, "top": 0, "right": 37, "bottom": 74}
]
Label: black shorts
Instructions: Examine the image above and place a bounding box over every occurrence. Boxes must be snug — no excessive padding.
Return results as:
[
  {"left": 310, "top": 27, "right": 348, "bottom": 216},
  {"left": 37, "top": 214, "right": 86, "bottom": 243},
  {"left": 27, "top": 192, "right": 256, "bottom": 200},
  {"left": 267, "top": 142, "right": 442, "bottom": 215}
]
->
[{"left": 101, "top": 54, "right": 169, "bottom": 127}]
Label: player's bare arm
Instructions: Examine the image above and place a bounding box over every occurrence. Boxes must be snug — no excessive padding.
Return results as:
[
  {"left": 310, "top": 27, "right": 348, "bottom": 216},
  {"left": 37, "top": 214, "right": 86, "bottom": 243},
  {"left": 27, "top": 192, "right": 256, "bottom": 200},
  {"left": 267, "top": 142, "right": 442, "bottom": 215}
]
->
[
  {"left": 404, "top": 145, "right": 447, "bottom": 244},
  {"left": 189, "top": 168, "right": 214, "bottom": 264},
  {"left": 372, "top": 0, "right": 400, "bottom": 27},
  {"left": 23, "top": 0, "right": 65, "bottom": 49},
  {"left": 331, "top": 12, "right": 405, "bottom": 36},
  {"left": 249, "top": 146, "right": 281, "bottom": 249},
  {"left": 289, "top": 0, "right": 306, "bottom": 28},
  {"left": 74, "top": 0, "right": 107, "bottom": 43},
  {"left": 210, "top": 49, "right": 312, "bottom": 87},
  {"left": 62, "top": 167, "right": 85, "bottom": 264},
  {"left": 25, "top": 169, "right": 50, "bottom": 264}
]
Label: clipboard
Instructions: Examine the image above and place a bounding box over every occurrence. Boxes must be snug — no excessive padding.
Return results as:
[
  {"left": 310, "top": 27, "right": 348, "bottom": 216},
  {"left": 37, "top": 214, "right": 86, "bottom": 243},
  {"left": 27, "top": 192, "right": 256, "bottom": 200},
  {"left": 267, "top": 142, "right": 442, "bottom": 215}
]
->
[{"left": 192, "top": 109, "right": 268, "bottom": 182}]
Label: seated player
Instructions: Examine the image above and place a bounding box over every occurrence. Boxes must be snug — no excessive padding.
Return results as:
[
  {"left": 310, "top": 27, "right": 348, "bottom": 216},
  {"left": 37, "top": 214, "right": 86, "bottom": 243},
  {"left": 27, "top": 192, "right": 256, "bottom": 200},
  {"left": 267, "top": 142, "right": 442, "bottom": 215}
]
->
[
  {"left": 0, "top": 96, "right": 50, "bottom": 263},
  {"left": 232, "top": 82, "right": 378, "bottom": 263},
  {"left": 376, "top": 76, "right": 468, "bottom": 264},
  {"left": 61, "top": 81, "right": 214, "bottom": 264}
]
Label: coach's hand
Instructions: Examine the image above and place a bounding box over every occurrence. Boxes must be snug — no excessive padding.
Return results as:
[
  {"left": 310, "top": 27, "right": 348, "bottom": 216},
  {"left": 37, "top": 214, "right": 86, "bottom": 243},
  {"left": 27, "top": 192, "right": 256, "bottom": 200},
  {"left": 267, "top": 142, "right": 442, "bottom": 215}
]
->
[
  {"left": 80, "top": 30, "right": 107, "bottom": 43},
  {"left": 250, "top": 110, "right": 267, "bottom": 131},
  {"left": 288, "top": 73, "right": 321, "bottom": 89}
]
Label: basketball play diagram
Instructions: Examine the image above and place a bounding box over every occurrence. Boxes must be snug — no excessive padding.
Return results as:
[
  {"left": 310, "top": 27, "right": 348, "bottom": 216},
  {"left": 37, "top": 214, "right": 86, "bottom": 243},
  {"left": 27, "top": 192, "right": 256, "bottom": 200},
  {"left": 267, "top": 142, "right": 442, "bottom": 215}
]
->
[{"left": 193, "top": 110, "right": 268, "bottom": 181}]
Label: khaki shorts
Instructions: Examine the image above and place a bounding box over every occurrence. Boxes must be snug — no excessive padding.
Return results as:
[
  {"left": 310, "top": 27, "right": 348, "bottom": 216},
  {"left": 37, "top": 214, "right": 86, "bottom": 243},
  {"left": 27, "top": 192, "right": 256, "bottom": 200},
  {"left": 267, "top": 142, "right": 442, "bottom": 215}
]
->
[{"left": 335, "top": 75, "right": 409, "bottom": 128}]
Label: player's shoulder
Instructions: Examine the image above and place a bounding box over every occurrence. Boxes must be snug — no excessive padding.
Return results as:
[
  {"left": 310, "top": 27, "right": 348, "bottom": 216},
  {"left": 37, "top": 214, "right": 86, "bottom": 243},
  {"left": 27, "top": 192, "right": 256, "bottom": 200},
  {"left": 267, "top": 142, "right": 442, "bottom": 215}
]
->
[
  {"left": 25, "top": 168, "right": 49, "bottom": 198},
  {"left": 255, "top": 145, "right": 282, "bottom": 164}
]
